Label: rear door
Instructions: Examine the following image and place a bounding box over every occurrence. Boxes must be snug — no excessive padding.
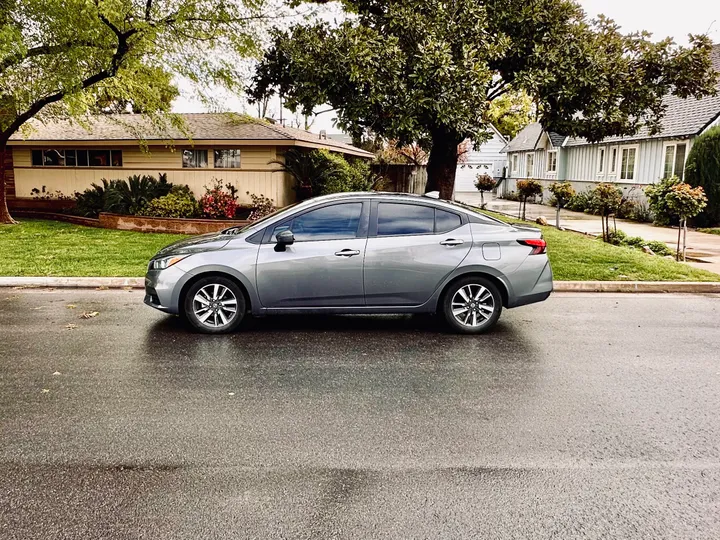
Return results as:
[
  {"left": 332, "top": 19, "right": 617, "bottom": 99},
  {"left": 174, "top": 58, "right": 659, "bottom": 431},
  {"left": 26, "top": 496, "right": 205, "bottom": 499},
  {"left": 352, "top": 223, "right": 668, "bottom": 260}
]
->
[
  {"left": 363, "top": 201, "right": 472, "bottom": 306},
  {"left": 256, "top": 201, "right": 369, "bottom": 308}
]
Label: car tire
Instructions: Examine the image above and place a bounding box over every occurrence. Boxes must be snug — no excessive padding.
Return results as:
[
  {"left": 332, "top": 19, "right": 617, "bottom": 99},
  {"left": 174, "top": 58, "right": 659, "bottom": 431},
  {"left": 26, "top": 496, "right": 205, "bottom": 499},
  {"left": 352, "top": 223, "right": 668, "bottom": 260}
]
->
[
  {"left": 183, "top": 276, "right": 246, "bottom": 334},
  {"left": 442, "top": 276, "right": 502, "bottom": 334}
]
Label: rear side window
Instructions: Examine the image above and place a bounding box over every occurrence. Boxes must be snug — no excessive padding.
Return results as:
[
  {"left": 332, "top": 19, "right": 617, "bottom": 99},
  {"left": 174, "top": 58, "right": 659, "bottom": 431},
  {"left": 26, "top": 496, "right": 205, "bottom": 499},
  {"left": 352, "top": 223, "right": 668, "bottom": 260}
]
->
[
  {"left": 377, "top": 203, "right": 434, "bottom": 236},
  {"left": 435, "top": 209, "right": 462, "bottom": 233}
]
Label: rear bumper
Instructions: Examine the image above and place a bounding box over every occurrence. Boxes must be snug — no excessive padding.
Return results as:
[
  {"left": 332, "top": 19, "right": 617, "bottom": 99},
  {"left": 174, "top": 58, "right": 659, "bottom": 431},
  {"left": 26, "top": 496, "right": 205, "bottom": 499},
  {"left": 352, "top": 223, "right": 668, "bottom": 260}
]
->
[{"left": 507, "top": 260, "right": 553, "bottom": 308}]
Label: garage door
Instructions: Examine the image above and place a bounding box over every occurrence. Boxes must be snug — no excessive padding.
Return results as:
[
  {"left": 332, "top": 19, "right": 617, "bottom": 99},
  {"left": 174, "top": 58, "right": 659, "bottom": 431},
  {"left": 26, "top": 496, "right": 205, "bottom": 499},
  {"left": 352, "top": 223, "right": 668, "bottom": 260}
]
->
[{"left": 455, "top": 163, "right": 493, "bottom": 192}]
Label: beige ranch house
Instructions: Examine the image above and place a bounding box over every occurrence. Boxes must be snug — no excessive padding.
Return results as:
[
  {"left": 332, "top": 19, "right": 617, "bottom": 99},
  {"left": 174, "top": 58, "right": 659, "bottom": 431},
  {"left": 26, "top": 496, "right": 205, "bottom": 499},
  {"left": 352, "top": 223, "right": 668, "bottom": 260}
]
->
[{"left": 7, "top": 113, "right": 374, "bottom": 208}]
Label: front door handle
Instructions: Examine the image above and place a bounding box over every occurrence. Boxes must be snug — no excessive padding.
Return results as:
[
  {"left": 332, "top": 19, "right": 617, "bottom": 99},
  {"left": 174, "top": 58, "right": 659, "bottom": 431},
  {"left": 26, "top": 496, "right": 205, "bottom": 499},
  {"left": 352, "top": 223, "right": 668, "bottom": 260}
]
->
[
  {"left": 335, "top": 249, "right": 361, "bottom": 257},
  {"left": 440, "top": 239, "right": 464, "bottom": 246}
]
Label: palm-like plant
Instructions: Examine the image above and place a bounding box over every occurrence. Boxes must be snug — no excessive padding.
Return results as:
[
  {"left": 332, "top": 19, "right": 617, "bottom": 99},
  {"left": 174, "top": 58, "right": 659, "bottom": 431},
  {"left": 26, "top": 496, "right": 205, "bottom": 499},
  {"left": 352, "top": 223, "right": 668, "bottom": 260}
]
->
[
  {"left": 104, "top": 174, "right": 172, "bottom": 215},
  {"left": 269, "top": 148, "right": 341, "bottom": 198}
]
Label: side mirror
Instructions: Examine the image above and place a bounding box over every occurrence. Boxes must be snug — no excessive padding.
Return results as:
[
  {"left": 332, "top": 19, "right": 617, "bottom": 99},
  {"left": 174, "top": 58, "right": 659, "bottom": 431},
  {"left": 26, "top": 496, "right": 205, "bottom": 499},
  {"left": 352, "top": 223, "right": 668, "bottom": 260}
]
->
[{"left": 275, "top": 229, "right": 295, "bottom": 251}]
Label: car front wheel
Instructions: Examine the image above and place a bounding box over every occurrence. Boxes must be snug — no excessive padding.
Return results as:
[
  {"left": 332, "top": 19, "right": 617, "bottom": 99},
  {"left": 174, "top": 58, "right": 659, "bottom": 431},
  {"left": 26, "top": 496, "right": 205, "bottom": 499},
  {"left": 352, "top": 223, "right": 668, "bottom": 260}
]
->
[
  {"left": 184, "top": 277, "right": 246, "bottom": 334},
  {"left": 442, "top": 277, "right": 502, "bottom": 334}
]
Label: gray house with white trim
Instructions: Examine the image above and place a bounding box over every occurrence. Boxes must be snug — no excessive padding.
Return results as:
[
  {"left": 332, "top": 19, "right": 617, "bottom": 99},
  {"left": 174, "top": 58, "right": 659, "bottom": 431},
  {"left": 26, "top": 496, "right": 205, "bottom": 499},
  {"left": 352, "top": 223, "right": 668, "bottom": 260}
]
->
[{"left": 502, "top": 43, "right": 720, "bottom": 200}]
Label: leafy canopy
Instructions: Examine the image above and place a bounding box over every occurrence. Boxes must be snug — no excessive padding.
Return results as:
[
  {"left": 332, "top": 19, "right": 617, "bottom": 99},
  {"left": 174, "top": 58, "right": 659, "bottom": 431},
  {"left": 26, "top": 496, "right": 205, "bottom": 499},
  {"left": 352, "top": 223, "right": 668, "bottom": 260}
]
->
[
  {"left": 252, "top": 0, "right": 717, "bottom": 149},
  {"left": 685, "top": 126, "right": 720, "bottom": 226}
]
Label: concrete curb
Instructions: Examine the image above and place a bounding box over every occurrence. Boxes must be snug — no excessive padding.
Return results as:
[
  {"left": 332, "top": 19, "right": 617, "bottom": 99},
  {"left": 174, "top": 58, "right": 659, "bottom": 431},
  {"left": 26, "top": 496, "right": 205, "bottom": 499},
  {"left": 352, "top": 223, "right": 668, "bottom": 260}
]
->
[
  {"left": 2, "top": 277, "right": 720, "bottom": 294},
  {"left": 0, "top": 277, "right": 144, "bottom": 289},
  {"left": 553, "top": 281, "right": 720, "bottom": 293}
]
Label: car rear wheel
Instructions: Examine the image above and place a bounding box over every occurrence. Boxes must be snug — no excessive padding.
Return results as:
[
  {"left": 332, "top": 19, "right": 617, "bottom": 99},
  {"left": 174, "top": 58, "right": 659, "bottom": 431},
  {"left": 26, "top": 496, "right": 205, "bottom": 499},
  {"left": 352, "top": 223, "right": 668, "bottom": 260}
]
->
[
  {"left": 183, "top": 276, "right": 246, "bottom": 334},
  {"left": 442, "top": 276, "right": 502, "bottom": 334}
]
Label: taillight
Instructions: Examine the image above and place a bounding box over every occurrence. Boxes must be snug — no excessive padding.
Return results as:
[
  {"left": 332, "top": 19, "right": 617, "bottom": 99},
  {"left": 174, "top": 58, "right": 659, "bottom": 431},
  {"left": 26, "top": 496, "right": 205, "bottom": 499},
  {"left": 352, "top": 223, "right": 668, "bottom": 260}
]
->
[{"left": 518, "top": 238, "right": 547, "bottom": 255}]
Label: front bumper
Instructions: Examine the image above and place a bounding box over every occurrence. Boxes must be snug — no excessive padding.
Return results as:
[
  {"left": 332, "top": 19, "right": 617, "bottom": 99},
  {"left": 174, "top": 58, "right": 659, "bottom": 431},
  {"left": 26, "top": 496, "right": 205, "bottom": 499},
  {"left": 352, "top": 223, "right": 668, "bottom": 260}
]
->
[{"left": 144, "top": 264, "right": 188, "bottom": 314}]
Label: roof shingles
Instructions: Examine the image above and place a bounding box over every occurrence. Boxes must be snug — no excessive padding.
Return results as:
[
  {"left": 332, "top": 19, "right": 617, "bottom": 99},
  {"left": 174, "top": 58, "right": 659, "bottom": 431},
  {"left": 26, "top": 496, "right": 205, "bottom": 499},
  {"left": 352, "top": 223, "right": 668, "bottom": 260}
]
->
[{"left": 9, "top": 113, "right": 374, "bottom": 157}]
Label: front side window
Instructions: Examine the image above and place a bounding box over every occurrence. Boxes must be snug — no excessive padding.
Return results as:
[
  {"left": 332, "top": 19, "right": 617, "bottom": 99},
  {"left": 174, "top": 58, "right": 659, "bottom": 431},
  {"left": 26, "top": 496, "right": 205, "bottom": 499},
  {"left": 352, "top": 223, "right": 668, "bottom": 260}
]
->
[
  {"left": 547, "top": 151, "right": 558, "bottom": 173},
  {"left": 663, "top": 143, "right": 687, "bottom": 180},
  {"left": 31, "top": 149, "right": 122, "bottom": 167},
  {"left": 182, "top": 149, "right": 208, "bottom": 168},
  {"left": 619, "top": 147, "right": 637, "bottom": 181},
  {"left": 214, "top": 149, "right": 241, "bottom": 168},
  {"left": 274, "top": 203, "right": 362, "bottom": 242},
  {"left": 378, "top": 203, "right": 435, "bottom": 236},
  {"left": 597, "top": 147, "right": 606, "bottom": 175}
]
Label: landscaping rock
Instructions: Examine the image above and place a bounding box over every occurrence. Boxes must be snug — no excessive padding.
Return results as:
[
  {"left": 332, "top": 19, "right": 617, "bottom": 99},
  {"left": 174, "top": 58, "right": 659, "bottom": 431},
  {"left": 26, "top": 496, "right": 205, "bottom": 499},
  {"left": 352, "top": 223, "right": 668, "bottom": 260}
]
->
[
  {"left": 642, "top": 246, "right": 656, "bottom": 255},
  {"left": 535, "top": 216, "right": 548, "bottom": 226}
]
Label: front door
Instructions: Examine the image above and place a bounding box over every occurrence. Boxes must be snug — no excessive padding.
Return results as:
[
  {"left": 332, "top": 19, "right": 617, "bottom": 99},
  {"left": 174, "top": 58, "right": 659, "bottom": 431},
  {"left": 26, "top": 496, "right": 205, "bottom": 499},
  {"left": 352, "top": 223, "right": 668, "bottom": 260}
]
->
[
  {"left": 256, "top": 201, "right": 368, "bottom": 308},
  {"left": 364, "top": 202, "right": 472, "bottom": 306}
]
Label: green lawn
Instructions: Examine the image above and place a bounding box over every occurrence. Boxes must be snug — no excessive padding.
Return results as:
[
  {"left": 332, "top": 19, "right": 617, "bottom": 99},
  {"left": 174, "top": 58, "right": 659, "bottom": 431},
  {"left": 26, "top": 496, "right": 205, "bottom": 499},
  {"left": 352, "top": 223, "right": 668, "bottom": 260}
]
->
[
  {"left": 698, "top": 228, "right": 720, "bottom": 236},
  {"left": 0, "top": 219, "right": 185, "bottom": 277},
  {"left": 483, "top": 211, "right": 720, "bottom": 282},
  {"left": 1, "top": 217, "right": 719, "bottom": 281}
]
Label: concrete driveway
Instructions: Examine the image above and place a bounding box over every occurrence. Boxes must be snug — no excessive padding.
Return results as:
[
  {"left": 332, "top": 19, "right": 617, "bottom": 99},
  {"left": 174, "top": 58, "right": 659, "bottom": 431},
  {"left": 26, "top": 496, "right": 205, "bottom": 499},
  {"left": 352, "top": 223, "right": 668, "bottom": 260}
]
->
[{"left": 2, "top": 289, "right": 720, "bottom": 538}]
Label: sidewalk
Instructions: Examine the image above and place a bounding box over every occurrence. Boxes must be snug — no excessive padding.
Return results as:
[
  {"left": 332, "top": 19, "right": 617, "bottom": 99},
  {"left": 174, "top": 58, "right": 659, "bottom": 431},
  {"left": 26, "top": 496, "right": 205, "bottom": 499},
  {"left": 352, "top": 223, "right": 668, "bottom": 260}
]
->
[{"left": 456, "top": 192, "right": 720, "bottom": 275}]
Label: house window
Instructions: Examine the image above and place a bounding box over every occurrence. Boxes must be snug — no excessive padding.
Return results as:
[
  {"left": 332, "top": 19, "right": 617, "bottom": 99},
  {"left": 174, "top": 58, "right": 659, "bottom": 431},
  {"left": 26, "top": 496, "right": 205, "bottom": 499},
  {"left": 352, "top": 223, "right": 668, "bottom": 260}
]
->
[
  {"left": 31, "top": 149, "right": 122, "bottom": 167},
  {"left": 619, "top": 147, "right": 638, "bottom": 181},
  {"left": 214, "top": 149, "right": 241, "bottom": 168},
  {"left": 547, "top": 151, "right": 558, "bottom": 173},
  {"left": 609, "top": 147, "right": 618, "bottom": 175},
  {"left": 663, "top": 142, "right": 687, "bottom": 180},
  {"left": 597, "top": 147, "right": 606, "bottom": 175},
  {"left": 182, "top": 149, "right": 208, "bottom": 168},
  {"left": 525, "top": 153, "right": 534, "bottom": 178},
  {"left": 511, "top": 154, "right": 519, "bottom": 175}
]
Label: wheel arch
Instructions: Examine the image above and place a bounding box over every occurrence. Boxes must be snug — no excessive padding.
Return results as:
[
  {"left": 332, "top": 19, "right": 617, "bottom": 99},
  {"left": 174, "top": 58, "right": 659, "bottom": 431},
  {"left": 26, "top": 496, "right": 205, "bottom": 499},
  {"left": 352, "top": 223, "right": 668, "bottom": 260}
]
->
[
  {"left": 437, "top": 271, "right": 510, "bottom": 309},
  {"left": 178, "top": 270, "right": 254, "bottom": 314}
]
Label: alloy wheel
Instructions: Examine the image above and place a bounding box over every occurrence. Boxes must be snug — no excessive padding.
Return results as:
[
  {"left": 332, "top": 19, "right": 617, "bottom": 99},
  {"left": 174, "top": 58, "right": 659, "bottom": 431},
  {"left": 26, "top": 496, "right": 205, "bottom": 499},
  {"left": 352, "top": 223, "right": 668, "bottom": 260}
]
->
[
  {"left": 450, "top": 284, "right": 495, "bottom": 328},
  {"left": 192, "top": 284, "right": 238, "bottom": 328}
]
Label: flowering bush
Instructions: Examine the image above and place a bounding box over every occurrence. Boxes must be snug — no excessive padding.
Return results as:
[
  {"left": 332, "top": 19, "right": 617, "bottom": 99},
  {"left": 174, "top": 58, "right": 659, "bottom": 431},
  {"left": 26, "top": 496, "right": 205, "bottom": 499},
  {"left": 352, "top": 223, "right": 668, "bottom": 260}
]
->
[
  {"left": 200, "top": 179, "right": 238, "bottom": 219},
  {"left": 247, "top": 192, "right": 275, "bottom": 221}
]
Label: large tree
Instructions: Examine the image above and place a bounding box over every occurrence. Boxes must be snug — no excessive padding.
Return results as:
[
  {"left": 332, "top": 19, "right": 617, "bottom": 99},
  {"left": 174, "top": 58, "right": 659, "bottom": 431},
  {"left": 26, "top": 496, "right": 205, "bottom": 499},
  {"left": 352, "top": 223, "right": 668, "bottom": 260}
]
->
[
  {"left": 0, "top": 0, "right": 271, "bottom": 224},
  {"left": 250, "top": 0, "right": 717, "bottom": 200}
]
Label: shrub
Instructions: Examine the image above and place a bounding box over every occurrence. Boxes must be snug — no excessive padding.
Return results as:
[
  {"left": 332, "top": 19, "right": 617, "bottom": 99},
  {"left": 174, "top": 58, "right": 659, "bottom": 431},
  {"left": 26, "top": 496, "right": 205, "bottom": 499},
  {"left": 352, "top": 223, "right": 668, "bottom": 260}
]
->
[
  {"left": 247, "top": 192, "right": 275, "bottom": 221},
  {"left": 685, "top": 125, "right": 720, "bottom": 226},
  {"left": 625, "top": 236, "right": 646, "bottom": 248},
  {"left": 199, "top": 179, "right": 238, "bottom": 219},
  {"left": 645, "top": 176, "right": 682, "bottom": 226},
  {"left": 567, "top": 190, "right": 592, "bottom": 212},
  {"left": 604, "top": 229, "right": 627, "bottom": 246},
  {"left": 645, "top": 240, "right": 673, "bottom": 257},
  {"left": 548, "top": 181, "right": 575, "bottom": 229},
  {"left": 73, "top": 180, "right": 112, "bottom": 217},
  {"left": 502, "top": 191, "right": 519, "bottom": 202},
  {"left": 103, "top": 174, "right": 173, "bottom": 215},
  {"left": 666, "top": 183, "right": 708, "bottom": 260},
  {"left": 31, "top": 186, "right": 71, "bottom": 200},
  {"left": 629, "top": 201, "right": 653, "bottom": 223},
  {"left": 141, "top": 188, "right": 199, "bottom": 218}
]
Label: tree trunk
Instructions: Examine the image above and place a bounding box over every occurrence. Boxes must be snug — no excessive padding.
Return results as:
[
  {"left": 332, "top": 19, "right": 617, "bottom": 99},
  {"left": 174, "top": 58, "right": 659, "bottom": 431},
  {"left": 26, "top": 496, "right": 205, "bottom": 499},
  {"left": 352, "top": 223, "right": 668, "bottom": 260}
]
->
[
  {"left": 0, "top": 142, "right": 16, "bottom": 224},
  {"left": 556, "top": 203, "right": 561, "bottom": 230},
  {"left": 682, "top": 219, "right": 688, "bottom": 262},
  {"left": 480, "top": 191, "right": 484, "bottom": 207},
  {"left": 426, "top": 129, "right": 462, "bottom": 201},
  {"left": 676, "top": 223, "right": 682, "bottom": 261}
]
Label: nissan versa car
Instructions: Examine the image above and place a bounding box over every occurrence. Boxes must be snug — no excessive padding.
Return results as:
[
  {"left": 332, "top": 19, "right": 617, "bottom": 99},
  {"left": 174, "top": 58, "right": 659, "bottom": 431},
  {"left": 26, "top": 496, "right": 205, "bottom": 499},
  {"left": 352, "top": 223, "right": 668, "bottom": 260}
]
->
[{"left": 144, "top": 192, "right": 553, "bottom": 334}]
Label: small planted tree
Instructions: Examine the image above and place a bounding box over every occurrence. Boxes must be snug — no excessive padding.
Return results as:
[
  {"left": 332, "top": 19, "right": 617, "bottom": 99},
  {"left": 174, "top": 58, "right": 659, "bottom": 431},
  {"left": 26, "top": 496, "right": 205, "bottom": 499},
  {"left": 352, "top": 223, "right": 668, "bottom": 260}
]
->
[
  {"left": 515, "top": 179, "right": 543, "bottom": 221},
  {"left": 665, "top": 183, "right": 707, "bottom": 261},
  {"left": 548, "top": 182, "right": 576, "bottom": 230},
  {"left": 589, "top": 183, "right": 623, "bottom": 242},
  {"left": 474, "top": 173, "right": 496, "bottom": 209},
  {"left": 645, "top": 176, "right": 682, "bottom": 225}
]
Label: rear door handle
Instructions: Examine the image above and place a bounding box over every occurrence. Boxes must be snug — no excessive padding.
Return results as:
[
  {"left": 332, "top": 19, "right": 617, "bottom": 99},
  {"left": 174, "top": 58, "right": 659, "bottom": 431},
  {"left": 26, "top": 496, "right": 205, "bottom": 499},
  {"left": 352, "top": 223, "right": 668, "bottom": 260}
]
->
[
  {"left": 335, "top": 249, "right": 361, "bottom": 257},
  {"left": 440, "top": 239, "right": 464, "bottom": 246}
]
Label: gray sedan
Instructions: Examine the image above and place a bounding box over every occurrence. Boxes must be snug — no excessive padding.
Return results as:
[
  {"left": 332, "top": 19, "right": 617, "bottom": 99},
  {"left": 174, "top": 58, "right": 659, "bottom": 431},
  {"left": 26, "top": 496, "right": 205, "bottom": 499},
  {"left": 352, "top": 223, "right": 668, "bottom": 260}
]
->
[{"left": 144, "top": 192, "right": 553, "bottom": 334}]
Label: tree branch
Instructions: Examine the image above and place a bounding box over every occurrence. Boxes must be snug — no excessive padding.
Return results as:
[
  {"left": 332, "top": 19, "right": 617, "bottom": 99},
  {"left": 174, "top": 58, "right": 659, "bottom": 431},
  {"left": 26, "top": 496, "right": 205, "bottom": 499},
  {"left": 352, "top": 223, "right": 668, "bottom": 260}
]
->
[
  {"left": 487, "top": 80, "right": 511, "bottom": 101},
  {"left": 145, "top": 0, "right": 154, "bottom": 21},
  {"left": 0, "top": 41, "right": 106, "bottom": 74}
]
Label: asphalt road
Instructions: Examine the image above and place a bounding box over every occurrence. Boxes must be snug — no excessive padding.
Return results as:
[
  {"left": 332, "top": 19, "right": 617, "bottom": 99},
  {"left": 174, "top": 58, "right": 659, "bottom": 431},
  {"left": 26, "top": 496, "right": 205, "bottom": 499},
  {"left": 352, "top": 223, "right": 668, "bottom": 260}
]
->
[{"left": 1, "top": 290, "right": 720, "bottom": 539}]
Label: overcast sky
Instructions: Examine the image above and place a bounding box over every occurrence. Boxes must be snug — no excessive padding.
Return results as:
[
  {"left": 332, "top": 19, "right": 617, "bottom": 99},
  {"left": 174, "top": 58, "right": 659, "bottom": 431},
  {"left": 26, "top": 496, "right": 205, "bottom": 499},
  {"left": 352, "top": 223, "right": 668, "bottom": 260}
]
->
[{"left": 173, "top": 0, "right": 720, "bottom": 132}]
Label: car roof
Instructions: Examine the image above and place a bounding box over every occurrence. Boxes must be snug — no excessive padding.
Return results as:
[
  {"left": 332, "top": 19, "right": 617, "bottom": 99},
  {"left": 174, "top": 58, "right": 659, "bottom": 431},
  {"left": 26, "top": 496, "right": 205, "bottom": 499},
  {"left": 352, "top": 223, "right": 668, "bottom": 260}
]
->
[{"left": 306, "top": 191, "right": 468, "bottom": 211}]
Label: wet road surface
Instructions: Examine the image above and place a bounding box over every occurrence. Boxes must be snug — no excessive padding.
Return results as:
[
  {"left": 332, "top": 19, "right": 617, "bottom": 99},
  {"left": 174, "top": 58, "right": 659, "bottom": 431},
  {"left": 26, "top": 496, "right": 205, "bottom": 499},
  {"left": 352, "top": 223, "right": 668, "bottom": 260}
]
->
[{"left": 1, "top": 290, "right": 719, "bottom": 539}]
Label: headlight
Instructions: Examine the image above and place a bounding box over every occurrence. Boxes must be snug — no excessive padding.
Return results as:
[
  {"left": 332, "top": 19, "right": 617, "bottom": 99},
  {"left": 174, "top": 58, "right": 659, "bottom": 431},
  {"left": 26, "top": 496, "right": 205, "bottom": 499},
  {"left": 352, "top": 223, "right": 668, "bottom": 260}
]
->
[{"left": 149, "top": 255, "right": 188, "bottom": 271}]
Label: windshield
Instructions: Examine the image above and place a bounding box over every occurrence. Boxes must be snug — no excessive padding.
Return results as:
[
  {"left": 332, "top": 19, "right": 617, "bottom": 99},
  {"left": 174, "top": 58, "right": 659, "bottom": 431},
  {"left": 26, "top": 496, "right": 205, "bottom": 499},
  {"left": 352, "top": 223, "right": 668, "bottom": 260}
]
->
[{"left": 223, "top": 202, "right": 301, "bottom": 234}]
